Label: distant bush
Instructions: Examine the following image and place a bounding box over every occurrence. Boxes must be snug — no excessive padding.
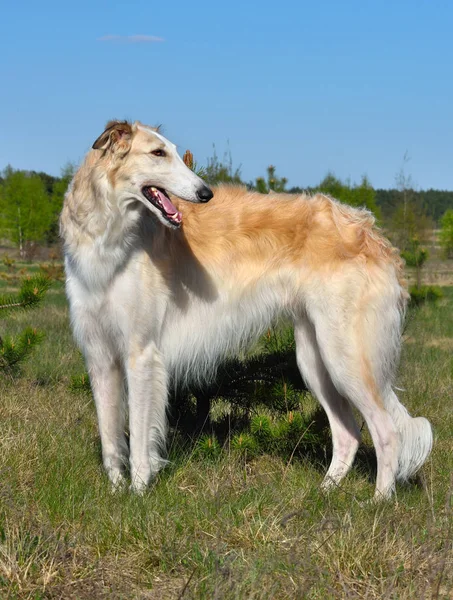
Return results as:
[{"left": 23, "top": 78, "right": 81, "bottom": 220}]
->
[
  {"left": 439, "top": 208, "right": 453, "bottom": 259},
  {"left": 409, "top": 285, "right": 443, "bottom": 305}
]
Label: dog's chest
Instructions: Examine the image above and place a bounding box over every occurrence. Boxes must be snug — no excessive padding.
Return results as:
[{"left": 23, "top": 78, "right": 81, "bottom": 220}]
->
[
  {"left": 66, "top": 273, "right": 128, "bottom": 348},
  {"left": 65, "top": 248, "right": 167, "bottom": 353}
]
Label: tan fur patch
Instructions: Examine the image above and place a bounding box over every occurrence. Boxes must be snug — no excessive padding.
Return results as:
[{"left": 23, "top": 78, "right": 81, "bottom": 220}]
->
[{"left": 170, "top": 186, "right": 406, "bottom": 296}]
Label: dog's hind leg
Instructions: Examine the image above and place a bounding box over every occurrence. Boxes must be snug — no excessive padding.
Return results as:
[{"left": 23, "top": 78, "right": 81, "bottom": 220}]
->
[
  {"left": 127, "top": 343, "right": 168, "bottom": 493},
  {"left": 294, "top": 317, "right": 361, "bottom": 490},
  {"left": 306, "top": 293, "right": 402, "bottom": 500},
  {"left": 88, "top": 359, "right": 128, "bottom": 489}
]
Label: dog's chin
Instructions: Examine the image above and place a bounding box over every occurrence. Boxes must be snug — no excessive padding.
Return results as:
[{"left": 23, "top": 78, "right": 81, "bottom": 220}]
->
[
  {"left": 153, "top": 209, "right": 181, "bottom": 230},
  {"left": 141, "top": 185, "right": 182, "bottom": 228}
]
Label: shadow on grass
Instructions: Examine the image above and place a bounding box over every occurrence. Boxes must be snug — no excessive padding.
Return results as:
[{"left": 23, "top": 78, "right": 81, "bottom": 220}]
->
[
  {"left": 167, "top": 395, "right": 383, "bottom": 486},
  {"left": 71, "top": 341, "right": 430, "bottom": 490}
]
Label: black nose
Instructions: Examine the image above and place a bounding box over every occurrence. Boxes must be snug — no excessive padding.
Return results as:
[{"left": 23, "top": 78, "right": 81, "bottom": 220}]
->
[{"left": 197, "top": 185, "right": 214, "bottom": 202}]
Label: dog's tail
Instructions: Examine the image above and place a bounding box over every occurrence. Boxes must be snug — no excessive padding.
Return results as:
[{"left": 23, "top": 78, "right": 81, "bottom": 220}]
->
[
  {"left": 370, "top": 283, "right": 433, "bottom": 481},
  {"left": 357, "top": 254, "right": 433, "bottom": 482},
  {"left": 383, "top": 388, "right": 433, "bottom": 481}
]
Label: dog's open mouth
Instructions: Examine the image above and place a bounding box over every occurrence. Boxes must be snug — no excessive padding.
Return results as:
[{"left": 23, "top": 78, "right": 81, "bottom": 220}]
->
[{"left": 142, "top": 186, "right": 182, "bottom": 226}]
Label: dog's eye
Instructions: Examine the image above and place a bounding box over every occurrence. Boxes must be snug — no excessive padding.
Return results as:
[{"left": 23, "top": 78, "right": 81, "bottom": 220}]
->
[{"left": 151, "top": 149, "right": 166, "bottom": 157}]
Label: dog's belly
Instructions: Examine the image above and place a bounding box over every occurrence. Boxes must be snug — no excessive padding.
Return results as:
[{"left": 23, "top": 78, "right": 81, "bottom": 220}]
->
[{"left": 160, "top": 278, "right": 294, "bottom": 385}]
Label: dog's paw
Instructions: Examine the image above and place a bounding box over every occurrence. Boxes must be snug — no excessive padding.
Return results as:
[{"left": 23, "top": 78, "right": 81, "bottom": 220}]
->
[
  {"left": 320, "top": 476, "right": 340, "bottom": 493},
  {"left": 129, "top": 473, "right": 150, "bottom": 495},
  {"left": 107, "top": 469, "right": 127, "bottom": 494}
]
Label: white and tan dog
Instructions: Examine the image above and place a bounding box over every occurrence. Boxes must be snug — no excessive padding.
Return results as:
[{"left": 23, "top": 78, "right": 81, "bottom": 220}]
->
[{"left": 60, "top": 120, "right": 432, "bottom": 499}]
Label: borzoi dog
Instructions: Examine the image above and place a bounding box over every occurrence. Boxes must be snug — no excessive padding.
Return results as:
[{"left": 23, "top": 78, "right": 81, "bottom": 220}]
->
[{"left": 60, "top": 120, "right": 433, "bottom": 500}]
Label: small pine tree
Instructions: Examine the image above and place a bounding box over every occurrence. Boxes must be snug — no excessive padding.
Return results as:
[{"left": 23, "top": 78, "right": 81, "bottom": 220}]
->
[
  {"left": 400, "top": 237, "right": 441, "bottom": 304},
  {"left": 401, "top": 237, "right": 428, "bottom": 289},
  {"left": 0, "top": 274, "right": 50, "bottom": 373},
  {"left": 195, "top": 434, "right": 222, "bottom": 460},
  {"left": 231, "top": 432, "right": 258, "bottom": 456},
  {"left": 203, "top": 145, "right": 243, "bottom": 186},
  {"left": 255, "top": 165, "right": 288, "bottom": 194},
  {"left": 169, "top": 326, "right": 309, "bottom": 453}
]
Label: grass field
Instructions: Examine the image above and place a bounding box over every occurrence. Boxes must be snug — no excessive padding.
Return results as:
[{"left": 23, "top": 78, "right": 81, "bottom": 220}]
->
[{"left": 0, "top": 260, "right": 452, "bottom": 599}]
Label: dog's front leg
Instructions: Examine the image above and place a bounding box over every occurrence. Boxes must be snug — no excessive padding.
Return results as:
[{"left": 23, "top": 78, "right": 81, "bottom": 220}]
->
[
  {"left": 88, "top": 359, "right": 128, "bottom": 490},
  {"left": 127, "top": 342, "right": 168, "bottom": 493}
]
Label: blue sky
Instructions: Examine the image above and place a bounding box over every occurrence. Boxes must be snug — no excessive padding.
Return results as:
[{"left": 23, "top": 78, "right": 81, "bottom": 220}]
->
[{"left": 1, "top": 0, "right": 452, "bottom": 189}]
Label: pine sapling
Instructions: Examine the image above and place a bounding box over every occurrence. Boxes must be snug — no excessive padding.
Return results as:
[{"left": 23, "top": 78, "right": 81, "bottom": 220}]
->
[{"left": 0, "top": 274, "right": 50, "bottom": 373}]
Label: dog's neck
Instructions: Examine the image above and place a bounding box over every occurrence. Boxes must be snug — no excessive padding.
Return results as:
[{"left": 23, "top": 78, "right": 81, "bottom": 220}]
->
[{"left": 60, "top": 176, "right": 147, "bottom": 290}]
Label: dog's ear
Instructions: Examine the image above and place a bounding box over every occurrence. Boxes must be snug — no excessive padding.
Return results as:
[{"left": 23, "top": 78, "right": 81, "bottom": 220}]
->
[{"left": 92, "top": 120, "right": 132, "bottom": 154}]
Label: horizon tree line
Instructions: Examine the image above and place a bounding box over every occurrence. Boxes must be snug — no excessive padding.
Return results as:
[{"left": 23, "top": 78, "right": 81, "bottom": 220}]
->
[{"left": 1, "top": 152, "right": 453, "bottom": 259}]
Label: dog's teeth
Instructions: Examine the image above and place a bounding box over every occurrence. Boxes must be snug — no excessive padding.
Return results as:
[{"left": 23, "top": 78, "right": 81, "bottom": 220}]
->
[{"left": 151, "top": 187, "right": 157, "bottom": 192}]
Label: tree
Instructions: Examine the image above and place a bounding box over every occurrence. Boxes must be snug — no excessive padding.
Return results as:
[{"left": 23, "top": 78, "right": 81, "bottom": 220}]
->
[
  {"left": 0, "top": 167, "right": 53, "bottom": 257},
  {"left": 401, "top": 237, "right": 429, "bottom": 289},
  {"left": 32, "top": 170, "right": 58, "bottom": 196},
  {"left": 316, "top": 172, "right": 345, "bottom": 200},
  {"left": 390, "top": 201, "right": 433, "bottom": 252},
  {"left": 439, "top": 209, "right": 453, "bottom": 259},
  {"left": 47, "top": 163, "right": 76, "bottom": 243},
  {"left": 204, "top": 145, "right": 243, "bottom": 186},
  {"left": 349, "top": 175, "right": 380, "bottom": 216},
  {"left": 395, "top": 151, "right": 414, "bottom": 228},
  {"left": 316, "top": 172, "right": 379, "bottom": 215},
  {"left": 375, "top": 188, "right": 453, "bottom": 223},
  {"left": 255, "top": 165, "right": 287, "bottom": 194}
]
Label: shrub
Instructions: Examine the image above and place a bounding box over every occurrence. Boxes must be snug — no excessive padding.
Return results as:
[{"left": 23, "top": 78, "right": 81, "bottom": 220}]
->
[
  {"left": 409, "top": 285, "right": 443, "bottom": 305},
  {"left": 194, "top": 434, "right": 222, "bottom": 460},
  {"left": 69, "top": 372, "right": 91, "bottom": 393},
  {"left": 0, "top": 274, "right": 50, "bottom": 374},
  {"left": 231, "top": 433, "right": 258, "bottom": 456},
  {"left": 272, "top": 411, "right": 320, "bottom": 456},
  {"left": 250, "top": 414, "right": 273, "bottom": 446}
]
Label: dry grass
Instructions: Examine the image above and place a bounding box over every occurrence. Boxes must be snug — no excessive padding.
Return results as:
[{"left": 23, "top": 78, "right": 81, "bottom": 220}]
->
[{"left": 0, "top": 265, "right": 452, "bottom": 599}]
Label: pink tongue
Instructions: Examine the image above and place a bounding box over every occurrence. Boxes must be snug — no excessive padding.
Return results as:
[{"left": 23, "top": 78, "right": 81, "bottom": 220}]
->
[{"left": 157, "top": 190, "right": 180, "bottom": 216}]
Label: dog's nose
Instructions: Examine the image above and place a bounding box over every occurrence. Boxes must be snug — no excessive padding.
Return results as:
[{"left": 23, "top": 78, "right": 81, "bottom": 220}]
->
[{"left": 197, "top": 186, "right": 214, "bottom": 202}]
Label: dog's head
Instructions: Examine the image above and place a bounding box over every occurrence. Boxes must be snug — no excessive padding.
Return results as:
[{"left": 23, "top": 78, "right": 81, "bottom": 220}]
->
[{"left": 92, "top": 120, "right": 213, "bottom": 228}]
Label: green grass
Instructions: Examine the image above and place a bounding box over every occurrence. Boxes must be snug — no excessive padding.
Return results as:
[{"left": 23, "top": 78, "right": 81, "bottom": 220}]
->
[{"left": 0, "top": 265, "right": 452, "bottom": 599}]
